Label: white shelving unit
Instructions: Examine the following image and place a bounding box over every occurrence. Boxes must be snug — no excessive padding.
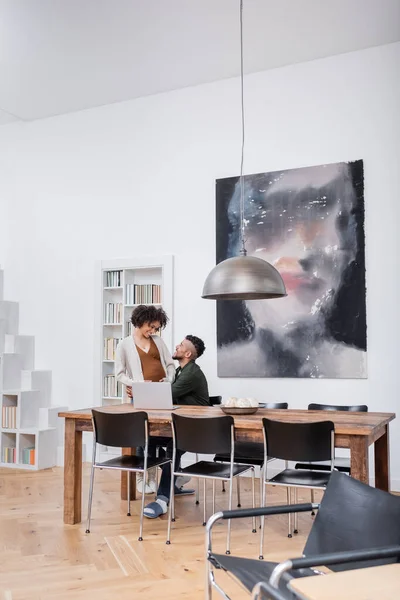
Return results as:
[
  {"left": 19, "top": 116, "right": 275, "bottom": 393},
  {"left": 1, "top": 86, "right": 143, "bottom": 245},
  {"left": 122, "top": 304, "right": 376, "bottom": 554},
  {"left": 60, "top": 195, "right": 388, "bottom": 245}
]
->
[
  {"left": 96, "top": 256, "right": 174, "bottom": 408},
  {"left": 0, "top": 267, "right": 66, "bottom": 470}
]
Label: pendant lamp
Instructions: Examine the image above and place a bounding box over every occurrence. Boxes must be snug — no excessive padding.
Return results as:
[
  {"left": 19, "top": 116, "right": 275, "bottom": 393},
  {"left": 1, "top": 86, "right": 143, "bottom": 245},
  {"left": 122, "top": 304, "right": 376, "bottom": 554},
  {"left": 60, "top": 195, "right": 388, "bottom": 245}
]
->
[{"left": 202, "top": 0, "right": 287, "bottom": 301}]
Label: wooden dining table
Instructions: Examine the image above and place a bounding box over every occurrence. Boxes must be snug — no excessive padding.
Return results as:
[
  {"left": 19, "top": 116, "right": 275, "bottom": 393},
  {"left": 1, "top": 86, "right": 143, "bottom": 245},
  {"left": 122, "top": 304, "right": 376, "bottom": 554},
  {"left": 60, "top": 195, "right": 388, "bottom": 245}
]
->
[{"left": 58, "top": 404, "right": 395, "bottom": 525}]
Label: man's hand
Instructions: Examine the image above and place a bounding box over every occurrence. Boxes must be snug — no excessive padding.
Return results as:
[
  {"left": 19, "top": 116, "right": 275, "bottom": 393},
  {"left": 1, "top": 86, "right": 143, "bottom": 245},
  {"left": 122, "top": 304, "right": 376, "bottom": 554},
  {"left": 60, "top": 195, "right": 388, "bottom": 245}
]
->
[
  {"left": 159, "top": 377, "right": 169, "bottom": 382},
  {"left": 126, "top": 386, "right": 132, "bottom": 399}
]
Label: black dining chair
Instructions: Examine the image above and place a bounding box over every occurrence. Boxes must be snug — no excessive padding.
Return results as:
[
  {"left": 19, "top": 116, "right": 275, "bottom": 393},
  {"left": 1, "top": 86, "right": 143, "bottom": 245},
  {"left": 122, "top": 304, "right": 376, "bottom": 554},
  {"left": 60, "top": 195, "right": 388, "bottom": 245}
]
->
[
  {"left": 209, "top": 395, "right": 222, "bottom": 406},
  {"left": 205, "top": 470, "right": 400, "bottom": 599},
  {"left": 294, "top": 403, "right": 368, "bottom": 511},
  {"left": 86, "top": 409, "right": 171, "bottom": 541},
  {"left": 167, "top": 413, "right": 256, "bottom": 554},
  {"left": 295, "top": 402, "right": 368, "bottom": 473},
  {"left": 260, "top": 418, "right": 335, "bottom": 554},
  {"left": 214, "top": 402, "right": 289, "bottom": 503}
]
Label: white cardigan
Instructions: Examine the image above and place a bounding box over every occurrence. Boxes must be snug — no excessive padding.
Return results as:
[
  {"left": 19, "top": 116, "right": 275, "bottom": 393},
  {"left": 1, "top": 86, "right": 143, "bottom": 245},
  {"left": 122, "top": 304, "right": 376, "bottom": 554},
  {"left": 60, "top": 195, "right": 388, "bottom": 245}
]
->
[{"left": 115, "top": 335, "right": 175, "bottom": 387}]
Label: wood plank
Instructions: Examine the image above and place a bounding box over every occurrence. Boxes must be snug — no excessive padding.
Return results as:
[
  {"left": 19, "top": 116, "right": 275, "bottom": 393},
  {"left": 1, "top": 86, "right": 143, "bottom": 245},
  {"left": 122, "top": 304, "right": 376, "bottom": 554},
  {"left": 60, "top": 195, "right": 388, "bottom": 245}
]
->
[
  {"left": 350, "top": 435, "right": 369, "bottom": 485},
  {"left": 63, "top": 418, "right": 82, "bottom": 525},
  {"left": 375, "top": 424, "right": 390, "bottom": 492},
  {"left": 120, "top": 448, "right": 136, "bottom": 501}
]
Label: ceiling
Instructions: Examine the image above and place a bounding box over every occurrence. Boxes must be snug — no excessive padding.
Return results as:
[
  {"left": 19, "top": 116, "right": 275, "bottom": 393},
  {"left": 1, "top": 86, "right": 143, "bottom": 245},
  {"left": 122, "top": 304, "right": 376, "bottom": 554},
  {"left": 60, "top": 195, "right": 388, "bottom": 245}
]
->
[{"left": 0, "top": 0, "right": 399, "bottom": 123}]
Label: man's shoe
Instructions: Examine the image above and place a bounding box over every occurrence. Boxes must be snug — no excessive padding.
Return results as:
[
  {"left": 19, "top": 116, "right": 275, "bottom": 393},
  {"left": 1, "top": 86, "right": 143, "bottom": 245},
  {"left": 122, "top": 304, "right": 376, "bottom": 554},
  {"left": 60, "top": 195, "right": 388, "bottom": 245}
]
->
[
  {"left": 137, "top": 479, "right": 155, "bottom": 495},
  {"left": 143, "top": 495, "right": 168, "bottom": 519}
]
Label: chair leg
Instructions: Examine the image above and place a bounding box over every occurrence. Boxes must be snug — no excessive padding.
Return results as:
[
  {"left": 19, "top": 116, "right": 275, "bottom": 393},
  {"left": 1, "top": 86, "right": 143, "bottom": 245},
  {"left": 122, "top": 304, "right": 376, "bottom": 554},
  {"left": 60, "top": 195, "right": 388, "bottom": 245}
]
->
[
  {"left": 226, "top": 478, "right": 233, "bottom": 555},
  {"left": 251, "top": 468, "right": 256, "bottom": 533},
  {"left": 138, "top": 470, "right": 146, "bottom": 541},
  {"left": 196, "top": 454, "right": 200, "bottom": 505},
  {"left": 287, "top": 487, "right": 292, "bottom": 538},
  {"left": 127, "top": 471, "right": 131, "bottom": 517},
  {"left": 212, "top": 479, "right": 216, "bottom": 515},
  {"left": 206, "top": 558, "right": 213, "bottom": 600},
  {"left": 166, "top": 465, "right": 176, "bottom": 545},
  {"left": 259, "top": 470, "right": 266, "bottom": 559},
  {"left": 203, "top": 479, "right": 207, "bottom": 526},
  {"left": 236, "top": 476, "right": 241, "bottom": 508},
  {"left": 311, "top": 488, "right": 315, "bottom": 516},
  {"left": 85, "top": 463, "right": 96, "bottom": 533},
  {"left": 293, "top": 488, "right": 298, "bottom": 534},
  {"left": 222, "top": 480, "right": 226, "bottom": 493},
  {"left": 155, "top": 449, "right": 159, "bottom": 490}
]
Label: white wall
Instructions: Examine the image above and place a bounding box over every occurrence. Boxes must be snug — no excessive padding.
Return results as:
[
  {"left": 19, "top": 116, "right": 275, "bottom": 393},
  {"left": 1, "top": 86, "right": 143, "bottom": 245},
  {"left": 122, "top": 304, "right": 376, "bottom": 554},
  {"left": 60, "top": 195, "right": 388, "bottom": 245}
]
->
[{"left": 0, "top": 43, "right": 399, "bottom": 485}]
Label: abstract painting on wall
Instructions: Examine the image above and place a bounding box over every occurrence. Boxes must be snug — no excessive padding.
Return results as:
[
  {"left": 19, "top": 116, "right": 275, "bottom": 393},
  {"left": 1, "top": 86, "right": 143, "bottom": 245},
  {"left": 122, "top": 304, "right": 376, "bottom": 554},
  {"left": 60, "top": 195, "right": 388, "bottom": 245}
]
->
[{"left": 216, "top": 160, "right": 367, "bottom": 378}]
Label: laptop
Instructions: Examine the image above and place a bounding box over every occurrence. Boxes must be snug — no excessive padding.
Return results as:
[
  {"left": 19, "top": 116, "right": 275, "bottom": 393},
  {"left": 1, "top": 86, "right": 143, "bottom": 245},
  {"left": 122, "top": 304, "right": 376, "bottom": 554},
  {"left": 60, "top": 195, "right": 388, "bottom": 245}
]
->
[{"left": 131, "top": 381, "right": 176, "bottom": 410}]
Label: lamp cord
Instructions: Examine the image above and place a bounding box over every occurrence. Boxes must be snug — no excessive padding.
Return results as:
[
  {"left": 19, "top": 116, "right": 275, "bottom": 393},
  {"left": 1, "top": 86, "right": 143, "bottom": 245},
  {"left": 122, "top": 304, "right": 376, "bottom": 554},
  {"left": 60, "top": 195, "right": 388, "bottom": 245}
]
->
[{"left": 239, "top": 0, "right": 246, "bottom": 256}]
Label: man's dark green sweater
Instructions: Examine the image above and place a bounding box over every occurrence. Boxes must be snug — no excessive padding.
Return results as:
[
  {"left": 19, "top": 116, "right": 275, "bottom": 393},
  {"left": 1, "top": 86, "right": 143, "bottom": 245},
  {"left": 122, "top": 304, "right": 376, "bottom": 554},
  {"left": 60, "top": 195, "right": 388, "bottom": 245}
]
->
[{"left": 171, "top": 361, "right": 210, "bottom": 406}]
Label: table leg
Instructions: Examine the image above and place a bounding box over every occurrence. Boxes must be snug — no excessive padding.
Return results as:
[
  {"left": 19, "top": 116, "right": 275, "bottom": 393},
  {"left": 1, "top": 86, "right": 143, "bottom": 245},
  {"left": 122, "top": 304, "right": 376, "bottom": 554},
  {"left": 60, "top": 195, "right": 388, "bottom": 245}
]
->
[
  {"left": 121, "top": 448, "right": 136, "bottom": 501},
  {"left": 350, "top": 435, "right": 369, "bottom": 485},
  {"left": 374, "top": 425, "right": 390, "bottom": 491},
  {"left": 64, "top": 417, "right": 82, "bottom": 524}
]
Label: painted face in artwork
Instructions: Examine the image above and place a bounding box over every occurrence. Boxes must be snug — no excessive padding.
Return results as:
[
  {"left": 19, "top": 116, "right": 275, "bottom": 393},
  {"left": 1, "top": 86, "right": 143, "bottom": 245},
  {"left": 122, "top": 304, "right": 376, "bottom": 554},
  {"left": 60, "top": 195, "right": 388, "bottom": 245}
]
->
[{"left": 227, "top": 163, "right": 356, "bottom": 333}]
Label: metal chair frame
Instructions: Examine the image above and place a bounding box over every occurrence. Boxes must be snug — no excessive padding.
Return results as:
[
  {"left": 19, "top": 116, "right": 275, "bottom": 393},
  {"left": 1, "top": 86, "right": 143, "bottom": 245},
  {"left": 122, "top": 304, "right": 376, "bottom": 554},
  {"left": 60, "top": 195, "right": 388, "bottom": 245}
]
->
[
  {"left": 167, "top": 418, "right": 256, "bottom": 554},
  {"left": 86, "top": 410, "right": 171, "bottom": 541},
  {"left": 260, "top": 423, "right": 335, "bottom": 557}
]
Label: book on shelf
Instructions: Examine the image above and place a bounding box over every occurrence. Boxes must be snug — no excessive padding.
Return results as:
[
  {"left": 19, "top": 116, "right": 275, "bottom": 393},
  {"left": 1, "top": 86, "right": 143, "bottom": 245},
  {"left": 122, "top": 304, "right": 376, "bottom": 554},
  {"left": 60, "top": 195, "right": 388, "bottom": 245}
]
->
[
  {"left": 104, "top": 303, "right": 123, "bottom": 324},
  {"left": 125, "top": 284, "right": 161, "bottom": 305},
  {"left": 104, "top": 337, "right": 122, "bottom": 360},
  {"left": 21, "top": 447, "right": 35, "bottom": 466},
  {"left": 2, "top": 406, "right": 17, "bottom": 429},
  {"left": 103, "top": 374, "right": 123, "bottom": 398},
  {"left": 105, "top": 270, "right": 122, "bottom": 287},
  {"left": 2, "top": 447, "right": 16, "bottom": 464}
]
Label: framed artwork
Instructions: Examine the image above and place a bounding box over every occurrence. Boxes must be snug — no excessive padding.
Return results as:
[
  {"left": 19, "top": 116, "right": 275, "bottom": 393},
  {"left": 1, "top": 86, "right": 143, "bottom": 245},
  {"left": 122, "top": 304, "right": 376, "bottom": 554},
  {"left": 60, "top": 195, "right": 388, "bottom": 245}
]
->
[{"left": 216, "top": 160, "right": 367, "bottom": 378}]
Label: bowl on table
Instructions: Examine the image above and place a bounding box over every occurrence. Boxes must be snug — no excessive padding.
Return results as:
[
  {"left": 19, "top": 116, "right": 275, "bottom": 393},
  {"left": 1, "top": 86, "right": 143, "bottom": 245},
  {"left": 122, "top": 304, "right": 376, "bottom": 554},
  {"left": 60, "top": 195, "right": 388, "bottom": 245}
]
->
[
  {"left": 219, "top": 397, "right": 259, "bottom": 415},
  {"left": 220, "top": 406, "right": 259, "bottom": 415}
]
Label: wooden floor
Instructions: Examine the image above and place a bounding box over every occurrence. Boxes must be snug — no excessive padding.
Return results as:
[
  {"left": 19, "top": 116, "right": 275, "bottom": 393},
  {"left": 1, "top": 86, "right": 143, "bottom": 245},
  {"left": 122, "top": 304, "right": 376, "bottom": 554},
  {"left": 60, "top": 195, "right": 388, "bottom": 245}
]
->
[{"left": 0, "top": 466, "right": 322, "bottom": 599}]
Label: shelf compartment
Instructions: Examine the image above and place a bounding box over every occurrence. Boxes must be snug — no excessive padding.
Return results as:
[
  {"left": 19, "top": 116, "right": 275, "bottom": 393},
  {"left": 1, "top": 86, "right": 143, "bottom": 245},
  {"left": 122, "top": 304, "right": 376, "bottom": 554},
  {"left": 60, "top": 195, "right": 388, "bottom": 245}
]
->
[
  {"left": 19, "top": 433, "right": 36, "bottom": 466},
  {"left": 1, "top": 431, "right": 17, "bottom": 464},
  {"left": 2, "top": 394, "right": 18, "bottom": 429}
]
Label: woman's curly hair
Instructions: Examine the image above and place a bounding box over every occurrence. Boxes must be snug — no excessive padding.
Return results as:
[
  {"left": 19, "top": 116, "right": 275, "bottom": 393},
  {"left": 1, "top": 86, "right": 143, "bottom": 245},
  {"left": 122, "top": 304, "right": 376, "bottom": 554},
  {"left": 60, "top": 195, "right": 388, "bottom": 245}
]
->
[{"left": 131, "top": 305, "right": 169, "bottom": 330}]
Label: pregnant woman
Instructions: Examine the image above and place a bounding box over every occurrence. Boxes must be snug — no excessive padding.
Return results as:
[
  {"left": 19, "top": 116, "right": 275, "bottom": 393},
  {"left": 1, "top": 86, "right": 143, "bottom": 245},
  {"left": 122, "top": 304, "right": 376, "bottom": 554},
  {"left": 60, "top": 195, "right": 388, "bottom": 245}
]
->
[{"left": 116, "top": 304, "right": 175, "bottom": 493}]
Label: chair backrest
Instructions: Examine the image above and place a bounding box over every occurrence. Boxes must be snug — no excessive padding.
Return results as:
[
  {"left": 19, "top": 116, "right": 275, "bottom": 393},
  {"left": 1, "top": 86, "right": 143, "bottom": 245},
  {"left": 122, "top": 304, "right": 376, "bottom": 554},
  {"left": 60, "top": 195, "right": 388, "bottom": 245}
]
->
[
  {"left": 304, "top": 470, "right": 400, "bottom": 570},
  {"left": 209, "top": 395, "right": 222, "bottom": 406},
  {"left": 265, "top": 402, "right": 288, "bottom": 409},
  {"left": 308, "top": 403, "right": 368, "bottom": 412},
  {"left": 92, "top": 409, "right": 147, "bottom": 448},
  {"left": 172, "top": 413, "right": 233, "bottom": 454},
  {"left": 262, "top": 418, "right": 334, "bottom": 462}
]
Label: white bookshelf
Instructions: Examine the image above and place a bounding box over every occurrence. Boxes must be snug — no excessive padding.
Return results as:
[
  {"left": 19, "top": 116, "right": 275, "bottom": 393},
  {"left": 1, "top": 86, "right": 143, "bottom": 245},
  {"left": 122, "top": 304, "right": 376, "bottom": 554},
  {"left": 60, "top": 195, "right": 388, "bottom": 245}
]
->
[
  {"left": 96, "top": 256, "right": 174, "bottom": 408},
  {"left": 0, "top": 267, "right": 65, "bottom": 470}
]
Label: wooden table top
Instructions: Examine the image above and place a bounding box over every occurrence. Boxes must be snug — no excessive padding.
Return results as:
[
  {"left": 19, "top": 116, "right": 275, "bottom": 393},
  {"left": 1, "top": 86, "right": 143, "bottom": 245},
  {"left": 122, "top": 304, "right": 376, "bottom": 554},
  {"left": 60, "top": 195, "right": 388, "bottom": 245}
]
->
[
  {"left": 59, "top": 405, "right": 395, "bottom": 436},
  {"left": 289, "top": 563, "right": 400, "bottom": 600}
]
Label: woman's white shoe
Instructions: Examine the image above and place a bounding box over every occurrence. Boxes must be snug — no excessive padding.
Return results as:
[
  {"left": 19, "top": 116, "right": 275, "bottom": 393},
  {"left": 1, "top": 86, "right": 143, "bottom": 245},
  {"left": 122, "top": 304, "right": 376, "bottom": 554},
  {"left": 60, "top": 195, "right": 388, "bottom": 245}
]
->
[{"left": 137, "top": 470, "right": 157, "bottom": 495}]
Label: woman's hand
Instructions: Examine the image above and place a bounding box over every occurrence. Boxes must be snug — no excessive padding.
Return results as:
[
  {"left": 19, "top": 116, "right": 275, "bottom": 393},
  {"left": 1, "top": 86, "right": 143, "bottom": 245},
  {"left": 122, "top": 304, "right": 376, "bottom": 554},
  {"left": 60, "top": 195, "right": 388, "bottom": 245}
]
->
[{"left": 159, "top": 377, "right": 169, "bottom": 382}]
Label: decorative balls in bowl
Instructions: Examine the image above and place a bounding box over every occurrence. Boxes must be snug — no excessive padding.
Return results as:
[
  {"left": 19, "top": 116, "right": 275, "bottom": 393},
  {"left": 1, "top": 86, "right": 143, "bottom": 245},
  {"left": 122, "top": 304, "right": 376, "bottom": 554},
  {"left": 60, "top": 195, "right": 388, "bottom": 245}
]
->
[{"left": 220, "top": 397, "right": 259, "bottom": 415}]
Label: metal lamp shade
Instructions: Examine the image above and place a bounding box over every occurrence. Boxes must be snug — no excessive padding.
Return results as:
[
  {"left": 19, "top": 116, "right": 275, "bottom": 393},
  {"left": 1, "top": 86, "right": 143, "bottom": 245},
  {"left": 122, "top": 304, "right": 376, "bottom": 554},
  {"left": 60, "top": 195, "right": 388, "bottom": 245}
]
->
[{"left": 202, "top": 255, "right": 287, "bottom": 300}]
